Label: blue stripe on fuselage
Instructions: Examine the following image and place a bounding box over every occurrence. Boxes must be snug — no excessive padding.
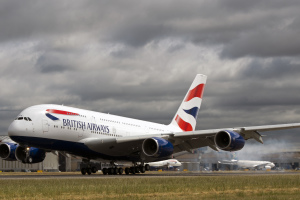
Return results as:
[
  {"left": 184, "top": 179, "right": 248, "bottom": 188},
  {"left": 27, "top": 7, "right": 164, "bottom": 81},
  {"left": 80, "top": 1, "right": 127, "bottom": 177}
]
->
[{"left": 45, "top": 113, "right": 59, "bottom": 121}]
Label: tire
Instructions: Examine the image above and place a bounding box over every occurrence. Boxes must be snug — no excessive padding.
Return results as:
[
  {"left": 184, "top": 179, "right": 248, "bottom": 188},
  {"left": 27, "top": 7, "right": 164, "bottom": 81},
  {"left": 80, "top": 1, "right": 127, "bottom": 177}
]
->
[
  {"left": 135, "top": 167, "right": 140, "bottom": 173},
  {"left": 125, "top": 168, "right": 130, "bottom": 175},
  {"left": 139, "top": 165, "right": 146, "bottom": 173},
  {"left": 118, "top": 168, "right": 123, "bottom": 175},
  {"left": 108, "top": 168, "right": 114, "bottom": 175},
  {"left": 91, "top": 166, "right": 97, "bottom": 173},
  {"left": 113, "top": 168, "right": 118, "bottom": 175},
  {"left": 145, "top": 164, "right": 150, "bottom": 171},
  {"left": 87, "top": 168, "right": 92, "bottom": 175},
  {"left": 102, "top": 168, "right": 108, "bottom": 175},
  {"left": 81, "top": 168, "right": 87, "bottom": 175},
  {"left": 130, "top": 167, "right": 135, "bottom": 174}
]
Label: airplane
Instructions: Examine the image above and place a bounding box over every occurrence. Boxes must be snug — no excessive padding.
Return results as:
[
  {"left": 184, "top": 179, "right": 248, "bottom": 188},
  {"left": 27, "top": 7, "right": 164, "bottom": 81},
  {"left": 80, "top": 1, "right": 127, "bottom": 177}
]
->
[
  {"left": 218, "top": 159, "right": 275, "bottom": 170},
  {"left": 147, "top": 159, "right": 182, "bottom": 170},
  {"left": 1, "top": 74, "right": 300, "bottom": 175}
]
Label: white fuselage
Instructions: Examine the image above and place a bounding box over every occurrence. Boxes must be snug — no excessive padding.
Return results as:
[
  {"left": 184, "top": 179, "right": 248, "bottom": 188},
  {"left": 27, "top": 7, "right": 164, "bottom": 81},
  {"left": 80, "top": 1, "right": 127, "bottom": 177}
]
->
[
  {"left": 148, "top": 159, "right": 182, "bottom": 167},
  {"left": 219, "top": 159, "right": 275, "bottom": 169},
  {"left": 236, "top": 160, "right": 275, "bottom": 169},
  {"left": 8, "top": 104, "right": 180, "bottom": 161}
]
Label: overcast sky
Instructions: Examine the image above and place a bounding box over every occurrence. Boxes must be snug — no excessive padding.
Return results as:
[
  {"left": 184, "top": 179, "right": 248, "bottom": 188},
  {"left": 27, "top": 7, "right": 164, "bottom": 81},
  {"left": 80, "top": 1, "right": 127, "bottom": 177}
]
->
[{"left": 1, "top": 0, "right": 300, "bottom": 144}]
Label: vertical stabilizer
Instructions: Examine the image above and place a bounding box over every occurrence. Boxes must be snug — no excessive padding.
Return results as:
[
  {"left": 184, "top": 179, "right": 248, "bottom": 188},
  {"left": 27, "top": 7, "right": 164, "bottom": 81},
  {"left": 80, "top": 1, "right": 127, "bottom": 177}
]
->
[{"left": 169, "top": 74, "right": 207, "bottom": 132}]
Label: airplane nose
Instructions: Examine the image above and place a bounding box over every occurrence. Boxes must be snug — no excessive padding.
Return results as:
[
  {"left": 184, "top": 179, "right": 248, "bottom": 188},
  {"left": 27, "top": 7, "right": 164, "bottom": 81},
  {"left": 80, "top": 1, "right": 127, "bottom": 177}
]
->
[{"left": 8, "top": 121, "right": 21, "bottom": 137}]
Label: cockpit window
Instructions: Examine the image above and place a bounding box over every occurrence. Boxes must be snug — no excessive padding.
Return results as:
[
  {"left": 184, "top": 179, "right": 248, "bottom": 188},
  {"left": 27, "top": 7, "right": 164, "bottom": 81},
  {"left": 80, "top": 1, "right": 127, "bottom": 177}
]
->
[{"left": 15, "top": 117, "right": 32, "bottom": 121}]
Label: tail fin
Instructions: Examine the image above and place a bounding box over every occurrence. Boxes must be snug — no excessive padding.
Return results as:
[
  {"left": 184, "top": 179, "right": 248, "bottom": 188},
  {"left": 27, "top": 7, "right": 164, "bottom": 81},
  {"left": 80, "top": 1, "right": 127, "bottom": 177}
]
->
[{"left": 169, "top": 74, "right": 207, "bottom": 132}]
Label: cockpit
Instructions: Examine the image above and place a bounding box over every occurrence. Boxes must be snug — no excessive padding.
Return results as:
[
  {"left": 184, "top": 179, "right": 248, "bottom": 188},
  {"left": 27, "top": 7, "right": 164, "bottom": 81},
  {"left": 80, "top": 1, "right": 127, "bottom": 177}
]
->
[{"left": 15, "top": 117, "right": 32, "bottom": 121}]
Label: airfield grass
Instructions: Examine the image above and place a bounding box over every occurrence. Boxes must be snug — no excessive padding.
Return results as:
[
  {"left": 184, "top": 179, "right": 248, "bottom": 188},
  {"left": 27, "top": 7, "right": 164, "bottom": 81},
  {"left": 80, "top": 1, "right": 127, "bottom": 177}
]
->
[{"left": 0, "top": 174, "right": 300, "bottom": 199}]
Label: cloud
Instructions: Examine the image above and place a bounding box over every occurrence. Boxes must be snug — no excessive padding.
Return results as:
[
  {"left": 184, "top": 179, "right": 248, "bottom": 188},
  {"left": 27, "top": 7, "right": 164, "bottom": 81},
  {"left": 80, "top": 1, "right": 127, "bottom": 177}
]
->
[{"left": 0, "top": 0, "right": 300, "bottom": 146}]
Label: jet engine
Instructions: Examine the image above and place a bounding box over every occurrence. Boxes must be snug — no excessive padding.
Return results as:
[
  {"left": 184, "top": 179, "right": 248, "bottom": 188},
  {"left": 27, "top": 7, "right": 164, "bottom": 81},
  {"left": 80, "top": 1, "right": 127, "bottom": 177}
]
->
[
  {"left": 214, "top": 130, "right": 245, "bottom": 151},
  {"left": 142, "top": 137, "right": 174, "bottom": 158},
  {"left": 15, "top": 146, "right": 46, "bottom": 163},
  {"left": 0, "top": 143, "right": 18, "bottom": 161}
]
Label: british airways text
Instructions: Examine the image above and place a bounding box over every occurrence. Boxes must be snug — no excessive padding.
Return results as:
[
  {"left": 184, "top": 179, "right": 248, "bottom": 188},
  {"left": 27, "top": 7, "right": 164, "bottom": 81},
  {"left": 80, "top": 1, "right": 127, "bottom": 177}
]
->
[{"left": 63, "top": 119, "right": 109, "bottom": 133}]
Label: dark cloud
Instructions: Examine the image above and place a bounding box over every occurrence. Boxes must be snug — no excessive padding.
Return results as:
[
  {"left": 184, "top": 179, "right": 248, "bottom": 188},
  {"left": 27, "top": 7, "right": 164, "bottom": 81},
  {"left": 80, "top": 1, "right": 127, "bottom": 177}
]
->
[
  {"left": 1, "top": 0, "right": 300, "bottom": 146},
  {"left": 240, "top": 58, "right": 300, "bottom": 80}
]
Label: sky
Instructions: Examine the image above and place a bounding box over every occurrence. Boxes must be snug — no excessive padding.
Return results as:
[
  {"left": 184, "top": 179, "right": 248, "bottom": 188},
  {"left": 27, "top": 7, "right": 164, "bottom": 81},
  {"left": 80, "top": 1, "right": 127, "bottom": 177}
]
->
[{"left": 1, "top": 0, "right": 300, "bottom": 145}]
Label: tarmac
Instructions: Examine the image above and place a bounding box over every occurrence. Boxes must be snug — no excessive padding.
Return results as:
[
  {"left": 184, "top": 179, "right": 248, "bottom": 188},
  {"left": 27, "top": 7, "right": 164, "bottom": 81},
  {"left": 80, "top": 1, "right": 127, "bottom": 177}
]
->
[{"left": 1, "top": 170, "right": 299, "bottom": 179}]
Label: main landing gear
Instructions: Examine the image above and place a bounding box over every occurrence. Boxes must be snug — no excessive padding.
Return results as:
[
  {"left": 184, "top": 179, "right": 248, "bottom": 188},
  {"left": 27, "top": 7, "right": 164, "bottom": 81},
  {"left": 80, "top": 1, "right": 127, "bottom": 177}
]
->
[
  {"left": 80, "top": 160, "right": 151, "bottom": 175},
  {"left": 80, "top": 160, "right": 100, "bottom": 175},
  {"left": 101, "top": 161, "right": 124, "bottom": 175},
  {"left": 101, "top": 162, "right": 150, "bottom": 175}
]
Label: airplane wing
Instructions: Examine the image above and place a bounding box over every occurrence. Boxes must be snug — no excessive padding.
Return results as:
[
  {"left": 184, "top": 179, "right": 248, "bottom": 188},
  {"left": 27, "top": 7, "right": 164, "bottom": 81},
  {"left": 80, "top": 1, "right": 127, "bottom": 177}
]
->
[{"left": 83, "top": 123, "right": 300, "bottom": 156}]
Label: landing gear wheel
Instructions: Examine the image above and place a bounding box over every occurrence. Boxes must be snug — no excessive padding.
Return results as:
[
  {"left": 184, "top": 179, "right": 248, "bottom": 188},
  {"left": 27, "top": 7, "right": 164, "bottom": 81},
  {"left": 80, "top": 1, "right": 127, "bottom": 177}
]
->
[
  {"left": 125, "top": 168, "right": 130, "bottom": 175},
  {"left": 145, "top": 164, "right": 150, "bottom": 171},
  {"left": 108, "top": 168, "right": 114, "bottom": 175},
  {"left": 102, "top": 168, "right": 108, "bottom": 175},
  {"left": 91, "top": 166, "right": 97, "bottom": 173},
  {"left": 130, "top": 167, "right": 135, "bottom": 174},
  {"left": 113, "top": 168, "right": 118, "bottom": 175},
  {"left": 81, "top": 168, "right": 87, "bottom": 175},
  {"left": 135, "top": 167, "right": 140, "bottom": 173},
  {"left": 118, "top": 168, "right": 123, "bottom": 175},
  {"left": 139, "top": 165, "right": 146, "bottom": 173},
  {"left": 87, "top": 168, "right": 92, "bottom": 175}
]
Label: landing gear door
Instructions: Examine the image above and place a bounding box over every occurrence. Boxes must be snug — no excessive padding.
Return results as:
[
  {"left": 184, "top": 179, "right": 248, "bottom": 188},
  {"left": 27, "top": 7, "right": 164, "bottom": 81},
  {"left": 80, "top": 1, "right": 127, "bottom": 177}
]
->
[{"left": 42, "top": 119, "right": 49, "bottom": 133}]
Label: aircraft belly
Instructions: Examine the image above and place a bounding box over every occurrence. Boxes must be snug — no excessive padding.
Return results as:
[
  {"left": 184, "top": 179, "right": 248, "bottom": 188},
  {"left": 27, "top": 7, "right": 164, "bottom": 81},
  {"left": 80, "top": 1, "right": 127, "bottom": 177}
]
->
[{"left": 9, "top": 135, "right": 143, "bottom": 161}]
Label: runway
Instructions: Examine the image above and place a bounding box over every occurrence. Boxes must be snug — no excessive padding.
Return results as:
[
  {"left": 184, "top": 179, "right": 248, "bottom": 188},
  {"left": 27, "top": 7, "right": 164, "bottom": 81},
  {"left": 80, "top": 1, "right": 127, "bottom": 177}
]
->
[{"left": 1, "top": 171, "right": 299, "bottom": 179}]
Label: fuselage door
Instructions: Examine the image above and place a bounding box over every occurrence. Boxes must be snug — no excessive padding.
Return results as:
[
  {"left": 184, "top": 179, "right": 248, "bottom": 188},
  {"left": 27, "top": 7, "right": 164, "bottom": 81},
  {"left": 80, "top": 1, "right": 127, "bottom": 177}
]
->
[{"left": 42, "top": 119, "right": 49, "bottom": 133}]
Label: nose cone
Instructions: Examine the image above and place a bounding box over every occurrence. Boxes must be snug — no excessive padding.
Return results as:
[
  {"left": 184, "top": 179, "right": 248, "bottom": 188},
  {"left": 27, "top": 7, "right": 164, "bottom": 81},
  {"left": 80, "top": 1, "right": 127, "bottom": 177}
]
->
[{"left": 8, "top": 121, "right": 22, "bottom": 137}]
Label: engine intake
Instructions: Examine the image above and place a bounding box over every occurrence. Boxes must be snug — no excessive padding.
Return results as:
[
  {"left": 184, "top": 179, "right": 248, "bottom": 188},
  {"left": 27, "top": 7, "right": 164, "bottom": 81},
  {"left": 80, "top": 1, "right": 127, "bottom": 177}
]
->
[
  {"left": 0, "top": 143, "right": 17, "bottom": 161},
  {"left": 15, "top": 146, "right": 46, "bottom": 163},
  {"left": 214, "top": 130, "right": 245, "bottom": 151},
  {"left": 142, "top": 137, "right": 173, "bottom": 158}
]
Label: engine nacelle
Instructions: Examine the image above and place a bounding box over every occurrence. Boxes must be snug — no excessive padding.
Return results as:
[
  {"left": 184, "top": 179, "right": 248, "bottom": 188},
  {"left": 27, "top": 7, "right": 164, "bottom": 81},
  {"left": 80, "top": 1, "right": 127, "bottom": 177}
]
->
[
  {"left": 0, "top": 143, "right": 18, "bottom": 161},
  {"left": 15, "top": 146, "right": 46, "bottom": 163},
  {"left": 214, "top": 130, "right": 245, "bottom": 151},
  {"left": 142, "top": 137, "right": 174, "bottom": 158}
]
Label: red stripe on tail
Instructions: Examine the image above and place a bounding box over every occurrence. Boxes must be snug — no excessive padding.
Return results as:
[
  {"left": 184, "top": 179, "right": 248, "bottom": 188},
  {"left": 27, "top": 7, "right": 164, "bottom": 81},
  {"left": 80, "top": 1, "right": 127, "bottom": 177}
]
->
[
  {"left": 185, "top": 84, "right": 205, "bottom": 102},
  {"left": 175, "top": 115, "right": 193, "bottom": 131}
]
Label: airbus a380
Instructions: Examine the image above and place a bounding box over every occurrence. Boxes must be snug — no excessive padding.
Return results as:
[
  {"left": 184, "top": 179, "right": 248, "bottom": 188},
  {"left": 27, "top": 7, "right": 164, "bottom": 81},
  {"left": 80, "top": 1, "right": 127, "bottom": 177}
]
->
[
  {"left": 218, "top": 159, "right": 275, "bottom": 170},
  {"left": 1, "top": 74, "right": 300, "bottom": 175},
  {"left": 148, "top": 159, "right": 182, "bottom": 169}
]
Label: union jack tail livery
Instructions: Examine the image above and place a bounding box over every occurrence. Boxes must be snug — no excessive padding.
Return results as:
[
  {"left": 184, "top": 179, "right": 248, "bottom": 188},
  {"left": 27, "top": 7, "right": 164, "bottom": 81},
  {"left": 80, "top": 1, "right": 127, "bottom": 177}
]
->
[{"left": 169, "top": 74, "right": 207, "bottom": 132}]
